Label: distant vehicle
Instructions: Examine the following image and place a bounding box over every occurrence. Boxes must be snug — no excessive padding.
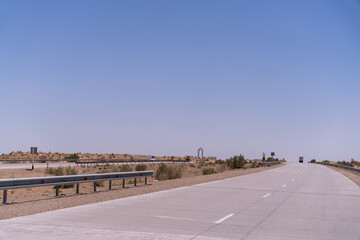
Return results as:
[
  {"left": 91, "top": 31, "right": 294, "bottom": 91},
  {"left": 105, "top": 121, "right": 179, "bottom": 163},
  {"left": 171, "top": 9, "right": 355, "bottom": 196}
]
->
[
  {"left": 299, "top": 156, "right": 304, "bottom": 163},
  {"left": 151, "top": 156, "right": 156, "bottom": 161}
]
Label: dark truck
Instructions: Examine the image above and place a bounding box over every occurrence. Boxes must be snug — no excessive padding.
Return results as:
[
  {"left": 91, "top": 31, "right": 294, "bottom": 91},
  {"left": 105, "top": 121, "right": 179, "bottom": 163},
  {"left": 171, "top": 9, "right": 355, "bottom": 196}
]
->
[{"left": 299, "top": 157, "right": 304, "bottom": 163}]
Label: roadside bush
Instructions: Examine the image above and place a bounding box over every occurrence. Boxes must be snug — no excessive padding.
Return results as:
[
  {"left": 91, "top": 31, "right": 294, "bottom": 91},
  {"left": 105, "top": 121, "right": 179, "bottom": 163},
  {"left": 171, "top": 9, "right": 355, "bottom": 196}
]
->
[
  {"left": 155, "top": 163, "right": 182, "bottom": 181},
  {"left": 65, "top": 166, "right": 78, "bottom": 175},
  {"left": 95, "top": 181, "right": 104, "bottom": 187},
  {"left": 47, "top": 166, "right": 77, "bottom": 189},
  {"left": 251, "top": 162, "right": 259, "bottom": 168},
  {"left": 189, "top": 163, "right": 196, "bottom": 168},
  {"left": 215, "top": 160, "right": 225, "bottom": 165},
  {"left": 216, "top": 164, "right": 227, "bottom": 173},
  {"left": 263, "top": 157, "right": 279, "bottom": 162},
  {"left": 202, "top": 168, "right": 216, "bottom": 175},
  {"left": 119, "top": 164, "right": 132, "bottom": 172},
  {"left": 135, "top": 164, "right": 147, "bottom": 171},
  {"left": 226, "top": 155, "right": 247, "bottom": 169},
  {"left": 310, "top": 159, "right": 316, "bottom": 163},
  {"left": 337, "top": 161, "right": 354, "bottom": 167},
  {"left": 65, "top": 153, "right": 79, "bottom": 160},
  {"left": 46, "top": 166, "right": 64, "bottom": 176}
]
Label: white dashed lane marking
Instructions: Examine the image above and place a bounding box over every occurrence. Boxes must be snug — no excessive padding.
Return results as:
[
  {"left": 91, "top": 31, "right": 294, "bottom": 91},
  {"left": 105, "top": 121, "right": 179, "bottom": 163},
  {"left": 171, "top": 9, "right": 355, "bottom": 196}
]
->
[
  {"left": 263, "top": 193, "right": 271, "bottom": 198},
  {"left": 215, "top": 214, "right": 234, "bottom": 224}
]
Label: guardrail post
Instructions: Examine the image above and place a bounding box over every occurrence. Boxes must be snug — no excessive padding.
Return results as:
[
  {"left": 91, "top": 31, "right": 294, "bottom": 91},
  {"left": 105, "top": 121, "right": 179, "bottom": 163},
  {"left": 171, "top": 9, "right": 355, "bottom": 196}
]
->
[
  {"left": 56, "top": 185, "right": 59, "bottom": 196},
  {"left": 76, "top": 183, "right": 79, "bottom": 194},
  {"left": 3, "top": 190, "right": 7, "bottom": 204},
  {"left": 134, "top": 178, "right": 137, "bottom": 186},
  {"left": 123, "top": 179, "right": 125, "bottom": 188},
  {"left": 94, "top": 182, "right": 97, "bottom": 192},
  {"left": 109, "top": 180, "right": 112, "bottom": 190},
  {"left": 145, "top": 177, "right": 147, "bottom": 185}
]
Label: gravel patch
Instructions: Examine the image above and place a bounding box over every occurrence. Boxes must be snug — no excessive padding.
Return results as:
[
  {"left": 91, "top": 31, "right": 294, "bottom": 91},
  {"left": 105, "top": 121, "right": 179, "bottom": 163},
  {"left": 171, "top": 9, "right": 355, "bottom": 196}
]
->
[{"left": 0, "top": 164, "right": 284, "bottom": 220}]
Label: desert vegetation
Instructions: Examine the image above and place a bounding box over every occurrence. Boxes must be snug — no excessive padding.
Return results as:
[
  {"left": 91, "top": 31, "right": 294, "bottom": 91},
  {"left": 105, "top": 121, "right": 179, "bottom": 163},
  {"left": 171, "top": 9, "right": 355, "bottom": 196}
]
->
[
  {"left": 155, "top": 163, "right": 183, "bottom": 180},
  {"left": 226, "top": 155, "right": 247, "bottom": 169},
  {"left": 0, "top": 151, "right": 197, "bottom": 161}
]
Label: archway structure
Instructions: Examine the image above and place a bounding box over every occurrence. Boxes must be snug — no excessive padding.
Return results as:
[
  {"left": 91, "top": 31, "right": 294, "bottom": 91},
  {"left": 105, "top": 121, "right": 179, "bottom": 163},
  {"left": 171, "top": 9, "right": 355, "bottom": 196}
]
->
[{"left": 197, "top": 147, "right": 204, "bottom": 159}]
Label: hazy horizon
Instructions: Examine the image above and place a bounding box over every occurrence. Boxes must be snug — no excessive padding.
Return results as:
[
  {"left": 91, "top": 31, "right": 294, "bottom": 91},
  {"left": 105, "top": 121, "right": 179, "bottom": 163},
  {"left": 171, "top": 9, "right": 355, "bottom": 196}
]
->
[{"left": 1, "top": 1, "right": 359, "bottom": 162}]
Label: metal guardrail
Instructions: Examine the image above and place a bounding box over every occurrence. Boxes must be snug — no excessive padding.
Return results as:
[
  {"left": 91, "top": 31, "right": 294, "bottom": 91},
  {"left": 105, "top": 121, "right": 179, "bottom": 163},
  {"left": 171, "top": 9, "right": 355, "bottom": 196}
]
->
[
  {"left": 321, "top": 162, "right": 360, "bottom": 173},
  {"left": 0, "top": 170, "right": 153, "bottom": 204},
  {"left": 259, "top": 161, "right": 282, "bottom": 166},
  {"left": 76, "top": 160, "right": 190, "bottom": 166},
  {"left": 0, "top": 159, "right": 76, "bottom": 163},
  {"left": 0, "top": 159, "right": 191, "bottom": 164}
]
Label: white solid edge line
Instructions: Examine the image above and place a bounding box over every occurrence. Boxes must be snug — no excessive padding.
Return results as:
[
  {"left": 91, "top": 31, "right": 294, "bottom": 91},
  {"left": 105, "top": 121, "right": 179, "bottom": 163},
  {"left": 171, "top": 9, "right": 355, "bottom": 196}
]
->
[
  {"left": 282, "top": 184, "right": 287, "bottom": 187},
  {"left": 215, "top": 214, "right": 234, "bottom": 224},
  {"left": 263, "top": 193, "right": 271, "bottom": 198}
]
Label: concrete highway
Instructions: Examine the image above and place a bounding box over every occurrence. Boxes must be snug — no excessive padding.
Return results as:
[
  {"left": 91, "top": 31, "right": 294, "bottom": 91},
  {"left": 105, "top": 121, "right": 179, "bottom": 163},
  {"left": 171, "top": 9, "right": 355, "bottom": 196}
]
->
[
  {"left": 0, "top": 163, "right": 359, "bottom": 240},
  {"left": 0, "top": 162, "right": 77, "bottom": 169}
]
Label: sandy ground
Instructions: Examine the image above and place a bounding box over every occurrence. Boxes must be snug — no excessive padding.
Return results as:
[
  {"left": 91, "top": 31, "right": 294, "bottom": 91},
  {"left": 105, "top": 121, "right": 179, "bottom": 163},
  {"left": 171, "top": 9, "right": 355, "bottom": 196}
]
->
[
  {"left": 0, "top": 163, "right": 284, "bottom": 220},
  {"left": 326, "top": 165, "right": 360, "bottom": 187}
]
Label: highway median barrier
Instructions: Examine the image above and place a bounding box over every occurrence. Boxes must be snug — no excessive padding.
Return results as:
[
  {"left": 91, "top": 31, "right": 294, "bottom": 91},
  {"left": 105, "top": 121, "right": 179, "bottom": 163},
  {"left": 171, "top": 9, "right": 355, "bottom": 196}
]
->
[{"left": 0, "top": 170, "right": 153, "bottom": 204}]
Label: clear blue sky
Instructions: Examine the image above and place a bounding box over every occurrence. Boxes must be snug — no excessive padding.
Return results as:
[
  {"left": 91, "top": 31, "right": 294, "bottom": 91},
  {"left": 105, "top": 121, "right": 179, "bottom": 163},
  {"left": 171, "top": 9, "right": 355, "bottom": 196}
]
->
[{"left": 1, "top": 0, "right": 359, "bottom": 161}]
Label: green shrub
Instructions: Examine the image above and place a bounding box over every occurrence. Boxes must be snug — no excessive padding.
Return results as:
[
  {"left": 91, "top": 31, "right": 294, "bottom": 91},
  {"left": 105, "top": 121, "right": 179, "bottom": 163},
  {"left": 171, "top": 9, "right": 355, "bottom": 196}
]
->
[
  {"left": 155, "top": 163, "right": 182, "bottom": 180},
  {"left": 189, "top": 163, "right": 196, "bottom": 168},
  {"left": 135, "top": 164, "right": 147, "bottom": 171},
  {"left": 65, "top": 166, "right": 78, "bottom": 175},
  {"left": 251, "top": 162, "right": 259, "bottom": 168},
  {"left": 95, "top": 181, "right": 104, "bottom": 187},
  {"left": 310, "top": 159, "right": 316, "bottom": 163},
  {"left": 48, "top": 166, "right": 77, "bottom": 188},
  {"left": 65, "top": 153, "right": 79, "bottom": 160},
  {"left": 263, "top": 157, "right": 279, "bottom": 162},
  {"left": 119, "top": 164, "right": 132, "bottom": 172},
  {"left": 226, "top": 155, "right": 247, "bottom": 169},
  {"left": 45, "top": 167, "right": 53, "bottom": 174},
  {"left": 215, "top": 160, "right": 225, "bottom": 165},
  {"left": 202, "top": 168, "right": 216, "bottom": 175},
  {"left": 337, "top": 161, "right": 353, "bottom": 167},
  {"left": 46, "top": 166, "right": 64, "bottom": 176},
  {"left": 216, "top": 164, "right": 227, "bottom": 173}
]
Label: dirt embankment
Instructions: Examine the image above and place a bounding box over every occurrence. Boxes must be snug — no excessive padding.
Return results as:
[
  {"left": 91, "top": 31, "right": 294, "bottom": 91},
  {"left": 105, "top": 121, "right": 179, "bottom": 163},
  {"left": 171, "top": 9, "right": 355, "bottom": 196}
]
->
[{"left": 0, "top": 163, "right": 284, "bottom": 220}]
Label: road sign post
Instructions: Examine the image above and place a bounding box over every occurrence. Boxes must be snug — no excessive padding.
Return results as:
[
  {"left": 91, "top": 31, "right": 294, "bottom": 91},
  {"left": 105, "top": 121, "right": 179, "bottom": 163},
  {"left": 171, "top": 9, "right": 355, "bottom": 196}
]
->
[{"left": 30, "top": 147, "right": 38, "bottom": 170}]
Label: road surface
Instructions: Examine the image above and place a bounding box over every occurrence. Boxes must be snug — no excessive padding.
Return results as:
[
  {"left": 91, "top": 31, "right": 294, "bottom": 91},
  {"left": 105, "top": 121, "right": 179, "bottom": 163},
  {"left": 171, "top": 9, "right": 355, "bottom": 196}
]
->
[
  {"left": 0, "top": 162, "right": 77, "bottom": 169},
  {"left": 0, "top": 163, "right": 359, "bottom": 240}
]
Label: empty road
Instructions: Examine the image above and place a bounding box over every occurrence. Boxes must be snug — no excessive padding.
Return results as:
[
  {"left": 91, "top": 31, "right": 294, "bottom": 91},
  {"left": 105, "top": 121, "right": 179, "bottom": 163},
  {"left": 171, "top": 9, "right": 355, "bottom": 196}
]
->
[
  {"left": 0, "top": 163, "right": 359, "bottom": 240},
  {"left": 0, "top": 162, "right": 77, "bottom": 169}
]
